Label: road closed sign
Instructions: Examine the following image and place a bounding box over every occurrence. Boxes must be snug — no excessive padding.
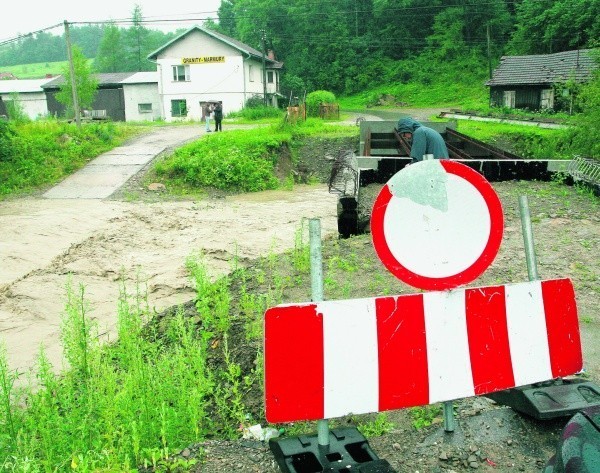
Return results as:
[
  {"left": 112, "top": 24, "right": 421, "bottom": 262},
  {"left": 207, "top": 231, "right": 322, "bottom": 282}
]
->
[{"left": 371, "top": 160, "right": 504, "bottom": 290}]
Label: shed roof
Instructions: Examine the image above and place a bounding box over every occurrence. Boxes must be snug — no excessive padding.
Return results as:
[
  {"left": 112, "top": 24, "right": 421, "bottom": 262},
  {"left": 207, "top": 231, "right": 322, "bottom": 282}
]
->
[
  {"left": 42, "top": 72, "right": 137, "bottom": 89},
  {"left": 120, "top": 71, "right": 158, "bottom": 84},
  {"left": 486, "top": 49, "right": 598, "bottom": 87},
  {"left": 147, "top": 25, "right": 283, "bottom": 68},
  {"left": 0, "top": 77, "right": 55, "bottom": 93}
]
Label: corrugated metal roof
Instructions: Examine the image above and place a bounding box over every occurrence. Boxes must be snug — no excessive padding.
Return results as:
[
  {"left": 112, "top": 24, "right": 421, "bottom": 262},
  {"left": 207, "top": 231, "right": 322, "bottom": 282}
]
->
[
  {"left": 0, "top": 77, "right": 55, "bottom": 93},
  {"left": 42, "top": 72, "right": 137, "bottom": 89},
  {"left": 486, "top": 49, "right": 598, "bottom": 86}
]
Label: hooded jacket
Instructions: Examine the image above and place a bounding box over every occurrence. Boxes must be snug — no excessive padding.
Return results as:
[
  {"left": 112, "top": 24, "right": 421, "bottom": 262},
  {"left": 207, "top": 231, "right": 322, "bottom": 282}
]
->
[{"left": 397, "top": 117, "right": 449, "bottom": 162}]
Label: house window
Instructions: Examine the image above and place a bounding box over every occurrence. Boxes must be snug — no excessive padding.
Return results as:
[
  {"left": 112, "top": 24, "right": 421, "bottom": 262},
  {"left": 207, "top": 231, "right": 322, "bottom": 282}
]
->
[
  {"left": 138, "top": 103, "right": 153, "bottom": 113},
  {"left": 171, "top": 99, "right": 187, "bottom": 117},
  {"left": 249, "top": 65, "right": 254, "bottom": 82},
  {"left": 267, "top": 71, "right": 274, "bottom": 84},
  {"left": 172, "top": 65, "right": 190, "bottom": 82}
]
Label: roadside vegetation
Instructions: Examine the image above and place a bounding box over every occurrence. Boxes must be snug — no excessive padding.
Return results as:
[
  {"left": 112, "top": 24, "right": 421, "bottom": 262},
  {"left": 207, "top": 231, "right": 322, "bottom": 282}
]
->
[
  {"left": 152, "top": 117, "right": 356, "bottom": 196},
  {"left": 1, "top": 176, "right": 597, "bottom": 471},
  {"left": 0, "top": 119, "right": 142, "bottom": 198},
  {"left": 0, "top": 217, "right": 458, "bottom": 471}
]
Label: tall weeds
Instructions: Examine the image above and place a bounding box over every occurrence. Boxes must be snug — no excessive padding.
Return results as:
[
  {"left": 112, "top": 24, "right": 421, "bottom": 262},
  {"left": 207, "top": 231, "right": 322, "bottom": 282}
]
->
[{"left": 0, "top": 224, "right": 321, "bottom": 470}]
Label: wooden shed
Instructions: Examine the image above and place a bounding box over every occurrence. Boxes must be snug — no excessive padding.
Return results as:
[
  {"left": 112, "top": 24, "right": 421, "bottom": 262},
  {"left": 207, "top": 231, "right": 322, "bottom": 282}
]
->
[
  {"left": 41, "top": 72, "right": 136, "bottom": 121},
  {"left": 486, "top": 49, "right": 597, "bottom": 111}
]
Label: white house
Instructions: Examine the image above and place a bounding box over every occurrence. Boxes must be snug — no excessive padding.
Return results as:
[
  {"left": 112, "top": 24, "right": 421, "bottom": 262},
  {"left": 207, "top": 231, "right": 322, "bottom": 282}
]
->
[
  {"left": 121, "top": 71, "right": 161, "bottom": 122},
  {"left": 0, "top": 77, "right": 55, "bottom": 119},
  {"left": 147, "top": 25, "right": 283, "bottom": 122}
]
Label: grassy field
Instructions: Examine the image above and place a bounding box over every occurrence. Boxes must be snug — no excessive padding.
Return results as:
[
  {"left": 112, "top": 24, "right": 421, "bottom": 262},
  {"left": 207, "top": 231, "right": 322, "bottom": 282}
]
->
[{"left": 0, "top": 60, "right": 71, "bottom": 79}]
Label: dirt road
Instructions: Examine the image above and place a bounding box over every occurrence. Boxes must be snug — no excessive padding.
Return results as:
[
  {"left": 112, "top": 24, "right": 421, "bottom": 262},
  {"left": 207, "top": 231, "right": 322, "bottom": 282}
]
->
[{"left": 0, "top": 126, "right": 339, "bottom": 375}]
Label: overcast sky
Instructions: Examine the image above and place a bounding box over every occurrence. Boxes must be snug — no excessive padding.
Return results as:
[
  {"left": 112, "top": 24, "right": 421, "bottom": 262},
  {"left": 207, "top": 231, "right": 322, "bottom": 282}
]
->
[{"left": 0, "top": 0, "right": 223, "bottom": 42}]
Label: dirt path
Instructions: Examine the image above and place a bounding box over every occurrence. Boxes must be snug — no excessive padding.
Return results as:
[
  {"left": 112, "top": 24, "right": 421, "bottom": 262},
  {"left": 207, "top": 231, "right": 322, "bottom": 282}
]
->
[{"left": 0, "top": 126, "right": 339, "bottom": 375}]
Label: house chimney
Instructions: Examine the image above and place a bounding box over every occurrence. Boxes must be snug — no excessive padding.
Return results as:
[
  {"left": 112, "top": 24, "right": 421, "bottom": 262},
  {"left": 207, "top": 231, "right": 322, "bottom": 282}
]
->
[{"left": 267, "top": 50, "right": 275, "bottom": 60}]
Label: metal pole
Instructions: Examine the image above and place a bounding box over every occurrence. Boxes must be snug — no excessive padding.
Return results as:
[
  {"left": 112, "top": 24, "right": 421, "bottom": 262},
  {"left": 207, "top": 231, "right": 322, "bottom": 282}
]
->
[
  {"left": 309, "top": 218, "right": 329, "bottom": 447},
  {"left": 443, "top": 401, "right": 455, "bottom": 432},
  {"left": 518, "top": 195, "right": 540, "bottom": 280}
]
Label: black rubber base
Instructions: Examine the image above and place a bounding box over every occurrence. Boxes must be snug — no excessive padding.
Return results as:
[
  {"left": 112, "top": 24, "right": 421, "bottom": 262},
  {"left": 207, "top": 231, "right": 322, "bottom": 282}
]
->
[
  {"left": 269, "top": 427, "right": 396, "bottom": 473},
  {"left": 486, "top": 378, "right": 600, "bottom": 420}
]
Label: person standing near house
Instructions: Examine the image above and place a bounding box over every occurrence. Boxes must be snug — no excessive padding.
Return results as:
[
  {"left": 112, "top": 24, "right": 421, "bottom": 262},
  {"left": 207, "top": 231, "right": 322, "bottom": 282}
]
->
[
  {"left": 396, "top": 117, "right": 449, "bottom": 162},
  {"left": 213, "top": 102, "right": 223, "bottom": 131},
  {"left": 204, "top": 103, "right": 213, "bottom": 132}
]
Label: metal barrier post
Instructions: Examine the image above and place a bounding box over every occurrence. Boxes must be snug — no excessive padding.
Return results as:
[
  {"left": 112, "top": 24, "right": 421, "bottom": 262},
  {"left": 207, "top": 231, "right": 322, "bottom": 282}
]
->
[
  {"left": 309, "top": 218, "right": 330, "bottom": 447},
  {"left": 518, "top": 196, "right": 539, "bottom": 280}
]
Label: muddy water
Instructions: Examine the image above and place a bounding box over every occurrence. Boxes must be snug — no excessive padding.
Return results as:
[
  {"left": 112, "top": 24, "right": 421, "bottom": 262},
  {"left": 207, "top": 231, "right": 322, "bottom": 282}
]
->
[{"left": 0, "top": 185, "right": 338, "bottom": 374}]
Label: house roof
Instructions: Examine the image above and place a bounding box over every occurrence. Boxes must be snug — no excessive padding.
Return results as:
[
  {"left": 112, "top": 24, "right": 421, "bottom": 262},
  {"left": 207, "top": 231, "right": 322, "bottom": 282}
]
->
[
  {"left": 120, "top": 71, "right": 158, "bottom": 84},
  {"left": 486, "top": 49, "right": 598, "bottom": 87},
  {"left": 147, "top": 25, "right": 283, "bottom": 68},
  {"left": 0, "top": 77, "right": 55, "bottom": 94},
  {"left": 41, "top": 72, "right": 138, "bottom": 89}
]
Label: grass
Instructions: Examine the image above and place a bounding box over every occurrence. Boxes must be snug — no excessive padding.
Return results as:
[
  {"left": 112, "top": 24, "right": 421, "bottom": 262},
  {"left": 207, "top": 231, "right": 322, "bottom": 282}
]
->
[
  {"left": 0, "top": 59, "right": 94, "bottom": 80},
  {"left": 0, "top": 173, "right": 598, "bottom": 470},
  {"left": 0, "top": 220, "right": 398, "bottom": 470},
  {"left": 151, "top": 118, "right": 357, "bottom": 196},
  {"left": 0, "top": 119, "right": 144, "bottom": 198}
]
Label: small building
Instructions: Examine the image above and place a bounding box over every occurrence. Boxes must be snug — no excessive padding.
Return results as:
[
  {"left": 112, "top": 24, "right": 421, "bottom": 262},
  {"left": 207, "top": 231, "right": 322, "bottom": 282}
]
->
[
  {"left": 0, "top": 78, "right": 55, "bottom": 119},
  {"left": 147, "top": 25, "right": 283, "bottom": 122},
  {"left": 42, "top": 72, "right": 135, "bottom": 121},
  {"left": 121, "top": 71, "right": 161, "bottom": 122},
  {"left": 41, "top": 72, "right": 160, "bottom": 122},
  {"left": 486, "top": 49, "right": 597, "bottom": 111}
]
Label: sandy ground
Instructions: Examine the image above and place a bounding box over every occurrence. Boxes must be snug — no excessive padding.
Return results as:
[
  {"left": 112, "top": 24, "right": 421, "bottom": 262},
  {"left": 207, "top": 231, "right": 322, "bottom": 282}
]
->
[{"left": 0, "top": 185, "right": 338, "bottom": 375}]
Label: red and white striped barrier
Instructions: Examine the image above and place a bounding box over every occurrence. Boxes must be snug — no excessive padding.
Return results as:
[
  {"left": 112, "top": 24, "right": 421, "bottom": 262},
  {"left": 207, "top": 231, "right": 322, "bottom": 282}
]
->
[{"left": 264, "top": 278, "right": 582, "bottom": 424}]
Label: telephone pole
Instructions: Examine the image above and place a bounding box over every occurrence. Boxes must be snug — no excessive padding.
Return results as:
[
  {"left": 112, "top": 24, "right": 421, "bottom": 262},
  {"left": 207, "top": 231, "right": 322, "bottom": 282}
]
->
[
  {"left": 64, "top": 20, "right": 81, "bottom": 127},
  {"left": 486, "top": 23, "right": 493, "bottom": 80},
  {"left": 261, "top": 30, "right": 268, "bottom": 106}
]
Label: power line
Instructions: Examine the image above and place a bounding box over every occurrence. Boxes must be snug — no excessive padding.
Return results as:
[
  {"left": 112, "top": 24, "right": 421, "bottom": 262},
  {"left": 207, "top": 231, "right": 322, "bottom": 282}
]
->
[{"left": 0, "top": 0, "right": 524, "bottom": 45}]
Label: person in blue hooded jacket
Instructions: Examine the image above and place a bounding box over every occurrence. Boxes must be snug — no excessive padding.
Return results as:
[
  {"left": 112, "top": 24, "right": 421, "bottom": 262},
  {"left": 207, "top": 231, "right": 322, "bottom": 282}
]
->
[{"left": 396, "top": 117, "right": 449, "bottom": 162}]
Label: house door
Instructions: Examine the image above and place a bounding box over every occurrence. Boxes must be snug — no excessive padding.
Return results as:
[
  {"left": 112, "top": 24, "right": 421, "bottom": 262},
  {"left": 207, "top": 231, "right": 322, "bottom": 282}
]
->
[
  {"left": 503, "top": 90, "right": 516, "bottom": 108},
  {"left": 540, "top": 89, "right": 554, "bottom": 109}
]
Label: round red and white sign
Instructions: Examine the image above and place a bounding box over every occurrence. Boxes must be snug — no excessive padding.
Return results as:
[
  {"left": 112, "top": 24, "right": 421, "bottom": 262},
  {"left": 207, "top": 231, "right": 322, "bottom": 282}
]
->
[{"left": 371, "top": 160, "right": 504, "bottom": 290}]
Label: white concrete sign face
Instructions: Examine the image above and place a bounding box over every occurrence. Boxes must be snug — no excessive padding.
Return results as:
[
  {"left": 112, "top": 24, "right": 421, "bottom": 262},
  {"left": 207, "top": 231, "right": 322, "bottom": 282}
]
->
[{"left": 371, "top": 160, "right": 504, "bottom": 290}]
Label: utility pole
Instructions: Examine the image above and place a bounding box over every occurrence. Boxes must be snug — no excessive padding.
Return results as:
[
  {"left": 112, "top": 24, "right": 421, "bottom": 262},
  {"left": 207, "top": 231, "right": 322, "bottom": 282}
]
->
[
  {"left": 486, "top": 23, "right": 493, "bottom": 80},
  {"left": 64, "top": 20, "right": 81, "bottom": 127},
  {"left": 261, "top": 29, "right": 268, "bottom": 107}
]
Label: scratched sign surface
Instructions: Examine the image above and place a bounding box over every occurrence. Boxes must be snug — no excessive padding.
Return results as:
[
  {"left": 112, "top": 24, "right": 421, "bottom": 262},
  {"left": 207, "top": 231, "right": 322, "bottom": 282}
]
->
[{"left": 264, "top": 279, "right": 582, "bottom": 424}]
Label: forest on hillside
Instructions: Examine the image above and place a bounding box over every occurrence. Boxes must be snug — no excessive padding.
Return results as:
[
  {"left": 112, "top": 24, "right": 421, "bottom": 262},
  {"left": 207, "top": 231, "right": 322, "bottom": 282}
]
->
[{"left": 0, "top": 0, "right": 598, "bottom": 96}]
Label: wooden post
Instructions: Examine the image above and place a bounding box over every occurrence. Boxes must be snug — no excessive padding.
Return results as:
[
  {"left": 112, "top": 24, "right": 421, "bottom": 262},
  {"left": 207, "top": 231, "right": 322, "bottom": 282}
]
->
[{"left": 64, "top": 20, "right": 81, "bottom": 128}]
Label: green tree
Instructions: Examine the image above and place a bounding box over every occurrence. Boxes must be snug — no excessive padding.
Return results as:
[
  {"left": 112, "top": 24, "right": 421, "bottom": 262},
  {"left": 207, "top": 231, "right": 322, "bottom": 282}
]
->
[
  {"left": 95, "top": 22, "right": 126, "bottom": 73},
  {"left": 123, "top": 4, "right": 152, "bottom": 71},
  {"left": 568, "top": 67, "right": 600, "bottom": 158},
  {"left": 508, "top": 0, "right": 600, "bottom": 54},
  {"left": 55, "top": 45, "right": 98, "bottom": 117},
  {"left": 217, "top": 0, "right": 237, "bottom": 37}
]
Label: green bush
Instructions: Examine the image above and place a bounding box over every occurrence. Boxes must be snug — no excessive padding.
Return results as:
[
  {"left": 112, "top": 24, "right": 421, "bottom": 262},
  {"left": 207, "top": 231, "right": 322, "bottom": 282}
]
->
[
  {"left": 245, "top": 94, "right": 266, "bottom": 108},
  {"left": 0, "top": 120, "right": 17, "bottom": 163},
  {"left": 155, "top": 127, "right": 288, "bottom": 192},
  {"left": 235, "top": 106, "right": 283, "bottom": 121},
  {"left": 306, "top": 90, "right": 336, "bottom": 117}
]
